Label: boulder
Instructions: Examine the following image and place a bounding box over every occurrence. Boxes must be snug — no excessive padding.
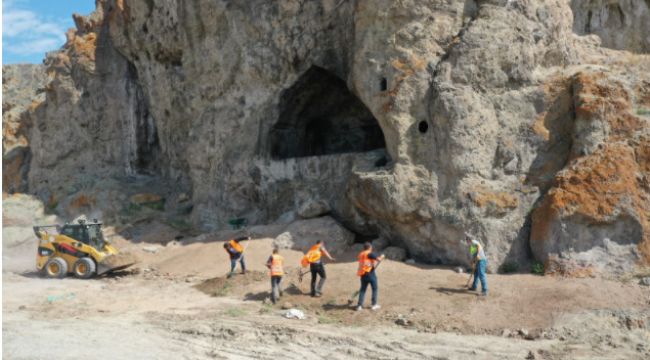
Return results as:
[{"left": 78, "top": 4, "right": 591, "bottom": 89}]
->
[
  {"left": 383, "top": 246, "right": 407, "bottom": 262},
  {"left": 273, "top": 232, "right": 293, "bottom": 250},
  {"left": 371, "top": 237, "right": 390, "bottom": 251},
  {"left": 278, "top": 216, "right": 354, "bottom": 254},
  {"left": 297, "top": 200, "right": 330, "bottom": 219}
]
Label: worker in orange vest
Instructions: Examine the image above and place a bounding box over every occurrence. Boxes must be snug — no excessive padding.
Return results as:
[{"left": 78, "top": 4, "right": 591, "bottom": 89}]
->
[
  {"left": 300, "top": 240, "right": 335, "bottom": 297},
  {"left": 266, "top": 248, "right": 284, "bottom": 304},
  {"left": 224, "top": 236, "right": 250, "bottom": 278},
  {"left": 356, "top": 242, "right": 385, "bottom": 311}
]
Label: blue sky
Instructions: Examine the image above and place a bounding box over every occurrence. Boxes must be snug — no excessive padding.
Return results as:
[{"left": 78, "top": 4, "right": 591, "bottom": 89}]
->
[{"left": 2, "top": 0, "right": 96, "bottom": 64}]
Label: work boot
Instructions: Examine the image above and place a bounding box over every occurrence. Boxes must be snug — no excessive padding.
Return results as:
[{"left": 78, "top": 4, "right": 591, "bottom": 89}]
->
[{"left": 371, "top": 304, "right": 381, "bottom": 311}]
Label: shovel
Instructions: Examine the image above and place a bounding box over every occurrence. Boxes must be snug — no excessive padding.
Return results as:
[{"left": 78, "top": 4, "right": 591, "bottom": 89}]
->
[
  {"left": 465, "top": 262, "right": 476, "bottom": 288},
  {"left": 298, "top": 269, "right": 310, "bottom": 283}
]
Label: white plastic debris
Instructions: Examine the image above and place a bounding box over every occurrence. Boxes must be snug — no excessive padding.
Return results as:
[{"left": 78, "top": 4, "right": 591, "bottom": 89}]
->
[{"left": 284, "top": 309, "right": 306, "bottom": 320}]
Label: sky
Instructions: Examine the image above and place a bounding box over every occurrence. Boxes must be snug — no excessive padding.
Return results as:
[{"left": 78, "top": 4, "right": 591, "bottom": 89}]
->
[{"left": 2, "top": 0, "right": 96, "bottom": 64}]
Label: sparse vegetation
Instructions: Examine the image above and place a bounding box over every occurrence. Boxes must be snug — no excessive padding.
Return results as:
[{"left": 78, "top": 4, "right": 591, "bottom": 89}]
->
[
  {"left": 142, "top": 199, "right": 165, "bottom": 211},
  {"left": 168, "top": 217, "right": 192, "bottom": 231},
  {"left": 318, "top": 315, "right": 340, "bottom": 324},
  {"left": 531, "top": 262, "right": 545, "bottom": 275},
  {"left": 121, "top": 203, "right": 142, "bottom": 217},
  {"left": 500, "top": 261, "right": 520, "bottom": 274},
  {"left": 636, "top": 108, "right": 650, "bottom": 116},
  {"left": 259, "top": 303, "right": 273, "bottom": 314},
  {"left": 213, "top": 281, "right": 232, "bottom": 297},
  {"left": 225, "top": 307, "right": 247, "bottom": 317}
]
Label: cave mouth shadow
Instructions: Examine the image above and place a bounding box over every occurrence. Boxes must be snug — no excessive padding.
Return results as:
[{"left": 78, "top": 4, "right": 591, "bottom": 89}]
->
[{"left": 270, "top": 66, "right": 386, "bottom": 160}]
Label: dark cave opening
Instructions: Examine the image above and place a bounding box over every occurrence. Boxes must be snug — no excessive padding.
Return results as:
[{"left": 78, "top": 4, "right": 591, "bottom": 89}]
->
[{"left": 270, "top": 66, "right": 386, "bottom": 159}]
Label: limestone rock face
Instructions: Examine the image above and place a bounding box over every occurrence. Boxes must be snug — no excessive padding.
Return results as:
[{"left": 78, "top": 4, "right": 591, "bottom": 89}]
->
[
  {"left": 2, "top": 64, "right": 47, "bottom": 193},
  {"left": 8, "top": 0, "right": 650, "bottom": 272},
  {"left": 571, "top": 0, "right": 650, "bottom": 53},
  {"left": 531, "top": 70, "right": 650, "bottom": 273},
  {"left": 297, "top": 200, "right": 331, "bottom": 219}
]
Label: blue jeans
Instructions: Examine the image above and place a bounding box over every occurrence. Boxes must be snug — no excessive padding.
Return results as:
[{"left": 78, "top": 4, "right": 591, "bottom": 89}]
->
[
  {"left": 357, "top": 271, "right": 378, "bottom": 306},
  {"left": 471, "top": 259, "right": 488, "bottom": 294},
  {"left": 270, "top": 276, "right": 283, "bottom": 304},
  {"left": 230, "top": 254, "right": 246, "bottom": 273}
]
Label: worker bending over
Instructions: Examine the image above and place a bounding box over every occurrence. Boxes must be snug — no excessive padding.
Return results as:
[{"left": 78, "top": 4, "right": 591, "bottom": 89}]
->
[
  {"left": 301, "top": 240, "right": 335, "bottom": 297},
  {"left": 356, "top": 242, "right": 385, "bottom": 311},
  {"left": 466, "top": 234, "right": 488, "bottom": 296},
  {"left": 224, "top": 236, "right": 250, "bottom": 278},
  {"left": 266, "top": 248, "right": 284, "bottom": 304}
]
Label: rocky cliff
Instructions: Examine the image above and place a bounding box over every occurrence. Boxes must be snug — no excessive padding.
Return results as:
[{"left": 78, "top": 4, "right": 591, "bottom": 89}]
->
[
  {"left": 5, "top": 0, "right": 649, "bottom": 273},
  {"left": 2, "top": 64, "right": 47, "bottom": 193}
]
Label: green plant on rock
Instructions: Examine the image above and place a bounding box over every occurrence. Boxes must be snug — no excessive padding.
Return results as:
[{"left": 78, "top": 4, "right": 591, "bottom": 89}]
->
[
  {"left": 531, "top": 261, "right": 544, "bottom": 275},
  {"left": 636, "top": 108, "right": 650, "bottom": 116}
]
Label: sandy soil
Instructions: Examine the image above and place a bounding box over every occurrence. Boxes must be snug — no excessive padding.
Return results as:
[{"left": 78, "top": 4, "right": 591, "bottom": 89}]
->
[{"left": 3, "top": 234, "right": 650, "bottom": 359}]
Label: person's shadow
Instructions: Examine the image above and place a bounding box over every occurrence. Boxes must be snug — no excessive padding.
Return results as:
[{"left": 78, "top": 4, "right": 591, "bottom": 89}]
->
[{"left": 430, "top": 287, "right": 471, "bottom": 295}]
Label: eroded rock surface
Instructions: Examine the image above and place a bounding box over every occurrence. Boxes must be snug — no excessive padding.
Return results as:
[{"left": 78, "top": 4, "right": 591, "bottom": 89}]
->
[
  {"left": 2, "top": 64, "right": 46, "bottom": 193},
  {"left": 6, "top": 0, "right": 650, "bottom": 272}
]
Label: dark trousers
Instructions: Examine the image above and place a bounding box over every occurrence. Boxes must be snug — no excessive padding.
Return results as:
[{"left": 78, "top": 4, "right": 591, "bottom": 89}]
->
[
  {"left": 271, "top": 276, "right": 283, "bottom": 304},
  {"left": 310, "top": 263, "right": 326, "bottom": 296},
  {"left": 357, "top": 271, "right": 378, "bottom": 306}
]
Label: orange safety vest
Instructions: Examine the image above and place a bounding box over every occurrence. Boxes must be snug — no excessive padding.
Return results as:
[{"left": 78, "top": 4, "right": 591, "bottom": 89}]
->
[
  {"left": 357, "top": 249, "right": 377, "bottom": 276},
  {"left": 228, "top": 239, "right": 244, "bottom": 253},
  {"left": 270, "top": 254, "right": 284, "bottom": 276},
  {"left": 300, "top": 244, "right": 322, "bottom": 267}
]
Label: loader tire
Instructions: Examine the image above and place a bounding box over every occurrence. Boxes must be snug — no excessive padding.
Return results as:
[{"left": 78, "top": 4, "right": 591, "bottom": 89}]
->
[
  {"left": 45, "top": 257, "right": 68, "bottom": 279},
  {"left": 73, "top": 257, "right": 96, "bottom": 279}
]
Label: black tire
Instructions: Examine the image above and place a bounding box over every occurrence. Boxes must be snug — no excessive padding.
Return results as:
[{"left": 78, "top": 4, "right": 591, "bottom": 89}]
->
[
  {"left": 73, "top": 257, "right": 96, "bottom": 279},
  {"left": 45, "top": 257, "right": 68, "bottom": 279}
]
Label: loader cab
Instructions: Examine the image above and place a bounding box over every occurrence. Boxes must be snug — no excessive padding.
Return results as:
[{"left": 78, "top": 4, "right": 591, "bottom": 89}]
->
[{"left": 59, "top": 220, "right": 105, "bottom": 250}]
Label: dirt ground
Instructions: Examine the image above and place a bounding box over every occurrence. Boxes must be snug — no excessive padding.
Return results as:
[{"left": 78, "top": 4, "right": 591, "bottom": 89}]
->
[{"left": 3, "top": 231, "right": 650, "bottom": 359}]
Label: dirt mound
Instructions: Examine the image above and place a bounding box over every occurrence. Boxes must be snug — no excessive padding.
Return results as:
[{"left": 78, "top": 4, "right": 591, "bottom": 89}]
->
[{"left": 195, "top": 271, "right": 267, "bottom": 297}]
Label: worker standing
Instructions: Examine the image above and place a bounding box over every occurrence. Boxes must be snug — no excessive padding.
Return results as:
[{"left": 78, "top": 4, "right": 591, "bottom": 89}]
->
[
  {"left": 224, "top": 236, "right": 250, "bottom": 278},
  {"left": 466, "top": 234, "right": 488, "bottom": 296},
  {"left": 266, "top": 248, "right": 284, "bottom": 304},
  {"left": 356, "top": 242, "right": 385, "bottom": 311},
  {"left": 301, "top": 240, "right": 335, "bottom": 297}
]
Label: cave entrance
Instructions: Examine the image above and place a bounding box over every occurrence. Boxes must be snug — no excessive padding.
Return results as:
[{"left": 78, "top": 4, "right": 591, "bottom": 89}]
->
[{"left": 270, "top": 66, "right": 386, "bottom": 159}]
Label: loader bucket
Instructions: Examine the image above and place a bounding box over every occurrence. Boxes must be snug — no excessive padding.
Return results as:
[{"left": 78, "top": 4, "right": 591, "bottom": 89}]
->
[{"left": 97, "top": 252, "right": 139, "bottom": 275}]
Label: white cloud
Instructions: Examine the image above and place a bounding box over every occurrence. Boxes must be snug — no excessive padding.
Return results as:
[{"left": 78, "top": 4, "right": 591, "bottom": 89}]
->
[{"left": 2, "top": 1, "right": 67, "bottom": 56}]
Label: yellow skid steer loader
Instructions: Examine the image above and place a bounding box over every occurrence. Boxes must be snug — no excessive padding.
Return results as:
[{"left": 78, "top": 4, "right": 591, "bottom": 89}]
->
[{"left": 34, "top": 219, "right": 137, "bottom": 278}]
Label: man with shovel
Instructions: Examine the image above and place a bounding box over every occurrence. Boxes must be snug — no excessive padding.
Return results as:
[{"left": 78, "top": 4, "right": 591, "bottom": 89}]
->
[
  {"left": 466, "top": 234, "right": 488, "bottom": 296},
  {"left": 301, "top": 240, "right": 335, "bottom": 297},
  {"left": 356, "top": 242, "right": 385, "bottom": 311},
  {"left": 224, "top": 236, "right": 250, "bottom": 278}
]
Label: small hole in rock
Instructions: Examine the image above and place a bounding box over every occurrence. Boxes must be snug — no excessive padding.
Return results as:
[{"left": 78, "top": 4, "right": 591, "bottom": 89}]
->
[
  {"left": 418, "top": 121, "right": 429, "bottom": 133},
  {"left": 380, "top": 78, "right": 387, "bottom": 91}
]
